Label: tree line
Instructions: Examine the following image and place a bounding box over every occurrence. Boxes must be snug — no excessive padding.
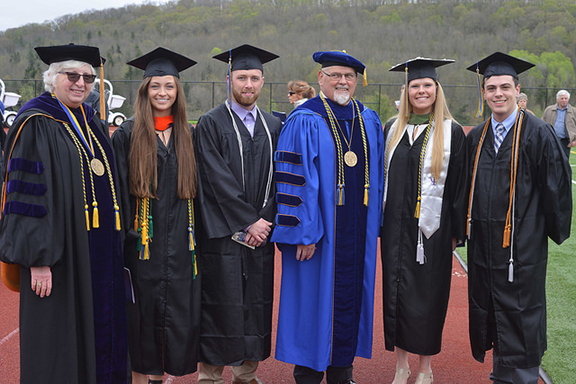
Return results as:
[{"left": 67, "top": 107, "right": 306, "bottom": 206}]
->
[{"left": 0, "top": 0, "right": 575, "bottom": 124}]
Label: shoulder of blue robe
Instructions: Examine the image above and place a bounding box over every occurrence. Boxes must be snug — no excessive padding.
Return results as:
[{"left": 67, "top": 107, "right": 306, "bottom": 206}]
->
[
  {"left": 0, "top": 110, "right": 74, "bottom": 267},
  {"left": 522, "top": 113, "right": 572, "bottom": 244},
  {"left": 272, "top": 109, "right": 326, "bottom": 245}
]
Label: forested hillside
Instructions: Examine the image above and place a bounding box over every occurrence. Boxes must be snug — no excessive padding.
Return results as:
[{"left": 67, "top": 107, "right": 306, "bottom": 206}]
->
[{"left": 1, "top": 0, "right": 575, "bottom": 122}]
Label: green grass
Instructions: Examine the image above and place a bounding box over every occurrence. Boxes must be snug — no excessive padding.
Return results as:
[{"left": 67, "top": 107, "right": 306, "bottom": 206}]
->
[{"left": 456, "top": 155, "right": 576, "bottom": 383}]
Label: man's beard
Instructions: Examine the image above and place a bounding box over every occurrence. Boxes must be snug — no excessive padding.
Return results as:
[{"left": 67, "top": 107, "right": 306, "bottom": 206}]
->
[
  {"left": 232, "top": 87, "right": 260, "bottom": 107},
  {"left": 333, "top": 91, "right": 350, "bottom": 106}
]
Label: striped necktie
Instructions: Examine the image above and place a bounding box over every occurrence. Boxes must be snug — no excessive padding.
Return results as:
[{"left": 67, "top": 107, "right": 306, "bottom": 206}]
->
[{"left": 494, "top": 123, "right": 506, "bottom": 153}]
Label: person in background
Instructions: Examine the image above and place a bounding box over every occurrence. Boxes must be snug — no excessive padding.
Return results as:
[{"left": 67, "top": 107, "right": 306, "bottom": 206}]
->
[
  {"left": 194, "top": 44, "right": 282, "bottom": 384},
  {"left": 272, "top": 50, "right": 384, "bottom": 384},
  {"left": 0, "top": 43, "right": 127, "bottom": 384},
  {"left": 466, "top": 52, "right": 572, "bottom": 384},
  {"left": 542, "top": 89, "right": 576, "bottom": 158},
  {"left": 112, "top": 47, "right": 200, "bottom": 384},
  {"left": 516, "top": 92, "right": 534, "bottom": 115},
  {"left": 287, "top": 80, "right": 316, "bottom": 108},
  {"left": 382, "top": 58, "right": 467, "bottom": 384}
]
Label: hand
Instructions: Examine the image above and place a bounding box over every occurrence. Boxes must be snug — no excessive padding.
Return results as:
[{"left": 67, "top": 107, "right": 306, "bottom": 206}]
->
[
  {"left": 30, "top": 266, "right": 52, "bottom": 298},
  {"left": 568, "top": 140, "right": 576, "bottom": 148},
  {"left": 246, "top": 218, "right": 273, "bottom": 247},
  {"left": 296, "top": 244, "right": 316, "bottom": 261},
  {"left": 452, "top": 237, "right": 457, "bottom": 252}
]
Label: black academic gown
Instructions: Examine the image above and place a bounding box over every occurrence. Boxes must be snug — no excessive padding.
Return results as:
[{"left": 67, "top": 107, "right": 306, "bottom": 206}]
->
[
  {"left": 194, "top": 103, "right": 281, "bottom": 365},
  {"left": 381, "top": 120, "right": 467, "bottom": 355},
  {"left": 112, "top": 119, "right": 201, "bottom": 376},
  {"left": 0, "top": 92, "right": 127, "bottom": 384},
  {"left": 466, "top": 111, "right": 572, "bottom": 368}
]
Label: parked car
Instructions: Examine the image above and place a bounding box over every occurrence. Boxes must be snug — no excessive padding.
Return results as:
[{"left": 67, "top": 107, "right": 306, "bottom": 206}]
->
[{"left": 1, "top": 78, "right": 21, "bottom": 128}]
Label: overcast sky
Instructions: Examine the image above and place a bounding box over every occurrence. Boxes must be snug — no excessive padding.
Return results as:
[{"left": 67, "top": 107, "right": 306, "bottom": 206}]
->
[{"left": 1, "top": 0, "right": 171, "bottom": 32}]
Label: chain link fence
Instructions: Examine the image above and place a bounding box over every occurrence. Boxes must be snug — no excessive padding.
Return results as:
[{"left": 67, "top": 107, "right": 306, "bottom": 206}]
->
[{"left": 2, "top": 79, "right": 574, "bottom": 127}]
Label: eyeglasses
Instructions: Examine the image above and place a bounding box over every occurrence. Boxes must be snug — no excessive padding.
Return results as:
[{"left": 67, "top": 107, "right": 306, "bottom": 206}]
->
[
  {"left": 321, "top": 70, "right": 356, "bottom": 81},
  {"left": 58, "top": 72, "right": 97, "bottom": 84},
  {"left": 288, "top": 91, "right": 296, "bottom": 95}
]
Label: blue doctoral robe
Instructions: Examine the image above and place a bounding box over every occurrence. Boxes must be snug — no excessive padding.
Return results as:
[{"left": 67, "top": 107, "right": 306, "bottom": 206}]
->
[{"left": 271, "top": 96, "right": 384, "bottom": 371}]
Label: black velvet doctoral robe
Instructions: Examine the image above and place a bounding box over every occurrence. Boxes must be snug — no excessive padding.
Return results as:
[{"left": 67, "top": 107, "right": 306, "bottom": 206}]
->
[
  {"left": 112, "top": 119, "right": 201, "bottom": 376},
  {"left": 381, "top": 120, "right": 468, "bottom": 355},
  {"left": 0, "top": 92, "right": 128, "bottom": 384},
  {"left": 194, "top": 103, "right": 281, "bottom": 365},
  {"left": 466, "top": 111, "right": 572, "bottom": 368}
]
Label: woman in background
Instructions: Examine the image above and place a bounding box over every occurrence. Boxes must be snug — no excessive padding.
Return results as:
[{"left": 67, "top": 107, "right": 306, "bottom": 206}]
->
[
  {"left": 287, "top": 80, "right": 316, "bottom": 108},
  {"left": 381, "top": 58, "right": 467, "bottom": 384},
  {"left": 517, "top": 92, "right": 534, "bottom": 115},
  {"left": 112, "top": 47, "right": 200, "bottom": 384}
]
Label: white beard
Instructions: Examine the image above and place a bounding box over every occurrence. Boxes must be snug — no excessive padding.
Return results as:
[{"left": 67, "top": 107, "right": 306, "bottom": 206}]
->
[{"left": 333, "top": 91, "right": 350, "bottom": 106}]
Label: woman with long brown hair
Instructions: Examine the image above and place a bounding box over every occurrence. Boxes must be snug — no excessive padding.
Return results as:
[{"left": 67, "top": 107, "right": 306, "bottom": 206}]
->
[
  {"left": 112, "top": 47, "right": 199, "bottom": 384},
  {"left": 381, "top": 58, "right": 467, "bottom": 384}
]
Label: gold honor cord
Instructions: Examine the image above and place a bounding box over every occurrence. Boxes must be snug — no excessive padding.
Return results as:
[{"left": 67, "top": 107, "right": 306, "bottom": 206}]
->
[
  {"left": 62, "top": 122, "right": 99, "bottom": 229},
  {"left": 414, "top": 113, "right": 434, "bottom": 219},
  {"left": 134, "top": 196, "right": 195, "bottom": 272},
  {"left": 467, "top": 110, "right": 524, "bottom": 248},
  {"left": 89, "top": 129, "right": 121, "bottom": 231},
  {"left": 188, "top": 199, "right": 197, "bottom": 279},
  {"left": 320, "top": 94, "right": 370, "bottom": 206}
]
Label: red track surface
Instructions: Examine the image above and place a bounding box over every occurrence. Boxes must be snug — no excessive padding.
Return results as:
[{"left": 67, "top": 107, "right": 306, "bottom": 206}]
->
[{"left": 0, "top": 248, "right": 544, "bottom": 383}]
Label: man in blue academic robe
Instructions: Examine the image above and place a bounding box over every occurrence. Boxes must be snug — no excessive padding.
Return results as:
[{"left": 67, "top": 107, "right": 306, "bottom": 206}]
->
[{"left": 271, "top": 51, "right": 384, "bottom": 384}]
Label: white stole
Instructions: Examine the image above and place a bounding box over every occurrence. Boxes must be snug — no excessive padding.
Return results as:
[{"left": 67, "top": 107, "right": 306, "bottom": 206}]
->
[{"left": 383, "top": 119, "right": 452, "bottom": 263}]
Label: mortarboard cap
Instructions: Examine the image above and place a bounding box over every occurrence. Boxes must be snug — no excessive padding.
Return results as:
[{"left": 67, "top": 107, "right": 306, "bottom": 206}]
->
[
  {"left": 467, "top": 52, "right": 534, "bottom": 117},
  {"left": 390, "top": 57, "right": 455, "bottom": 117},
  {"left": 127, "top": 47, "right": 197, "bottom": 78},
  {"left": 212, "top": 44, "right": 279, "bottom": 72},
  {"left": 313, "top": 50, "right": 367, "bottom": 86},
  {"left": 466, "top": 52, "right": 534, "bottom": 80},
  {"left": 389, "top": 57, "right": 455, "bottom": 83},
  {"left": 35, "top": 44, "right": 102, "bottom": 67}
]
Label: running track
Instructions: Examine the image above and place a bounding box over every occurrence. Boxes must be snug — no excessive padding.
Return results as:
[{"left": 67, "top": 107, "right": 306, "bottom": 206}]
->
[{"left": 0, "top": 247, "right": 545, "bottom": 383}]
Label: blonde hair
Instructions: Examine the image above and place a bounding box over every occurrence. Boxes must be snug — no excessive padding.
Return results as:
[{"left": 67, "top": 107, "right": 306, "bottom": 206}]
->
[
  {"left": 388, "top": 81, "right": 455, "bottom": 180},
  {"left": 288, "top": 80, "right": 316, "bottom": 99}
]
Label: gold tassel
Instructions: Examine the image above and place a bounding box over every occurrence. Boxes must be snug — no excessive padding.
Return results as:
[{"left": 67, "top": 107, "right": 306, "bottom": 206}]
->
[
  {"left": 114, "top": 205, "right": 121, "bottom": 231},
  {"left": 338, "top": 185, "right": 343, "bottom": 206},
  {"left": 85, "top": 204, "right": 90, "bottom": 231},
  {"left": 503, "top": 223, "right": 511, "bottom": 248},
  {"left": 143, "top": 242, "right": 150, "bottom": 260},
  {"left": 363, "top": 184, "right": 369, "bottom": 206},
  {"left": 404, "top": 65, "right": 410, "bottom": 118},
  {"left": 362, "top": 69, "right": 367, "bottom": 87},
  {"left": 92, "top": 201, "right": 99, "bottom": 228},
  {"left": 189, "top": 231, "right": 194, "bottom": 252},
  {"left": 99, "top": 58, "right": 106, "bottom": 121},
  {"left": 414, "top": 197, "right": 421, "bottom": 218}
]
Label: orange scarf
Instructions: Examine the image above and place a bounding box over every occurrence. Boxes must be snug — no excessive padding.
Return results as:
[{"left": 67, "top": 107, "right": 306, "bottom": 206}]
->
[{"left": 154, "top": 115, "right": 174, "bottom": 131}]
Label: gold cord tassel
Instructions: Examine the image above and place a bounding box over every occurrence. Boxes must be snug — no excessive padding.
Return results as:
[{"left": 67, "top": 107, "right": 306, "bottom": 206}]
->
[
  {"left": 503, "top": 222, "right": 511, "bottom": 248},
  {"left": 92, "top": 201, "right": 99, "bottom": 228},
  {"left": 364, "top": 184, "right": 369, "bottom": 206},
  {"left": 414, "top": 197, "right": 421, "bottom": 218},
  {"left": 362, "top": 69, "right": 367, "bottom": 87},
  {"left": 85, "top": 204, "right": 90, "bottom": 231},
  {"left": 114, "top": 205, "right": 121, "bottom": 231}
]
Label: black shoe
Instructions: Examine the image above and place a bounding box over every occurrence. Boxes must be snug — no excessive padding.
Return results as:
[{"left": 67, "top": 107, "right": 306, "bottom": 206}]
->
[{"left": 338, "top": 380, "right": 356, "bottom": 384}]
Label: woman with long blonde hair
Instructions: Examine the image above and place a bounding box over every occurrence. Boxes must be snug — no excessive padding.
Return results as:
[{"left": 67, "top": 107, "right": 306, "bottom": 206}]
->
[
  {"left": 381, "top": 58, "right": 468, "bottom": 384},
  {"left": 112, "top": 47, "right": 199, "bottom": 384}
]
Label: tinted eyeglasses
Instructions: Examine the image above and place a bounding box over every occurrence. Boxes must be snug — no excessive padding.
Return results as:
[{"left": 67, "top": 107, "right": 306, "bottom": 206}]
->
[
  {"left": 58, "top": 72, "right": 97, "bottom": 84},
  {"left": 288, "top": 91, "right": 296, "bottom": 95}
]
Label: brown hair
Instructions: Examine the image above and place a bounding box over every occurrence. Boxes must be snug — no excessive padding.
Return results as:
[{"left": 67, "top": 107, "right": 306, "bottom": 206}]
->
[
  {"left": 388, "top": 81, "right": 455, "bottom": 180},
  {"left": 288, "top": 80, "right": 316, "bottom": 99},
  {"left": 129, "top": 76, "right": 197, "bottom": 199}
]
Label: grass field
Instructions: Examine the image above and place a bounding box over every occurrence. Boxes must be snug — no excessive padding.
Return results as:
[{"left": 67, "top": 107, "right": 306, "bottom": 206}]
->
[{"left": 457, "top": 154, "right": 576, "bottom": 384}]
